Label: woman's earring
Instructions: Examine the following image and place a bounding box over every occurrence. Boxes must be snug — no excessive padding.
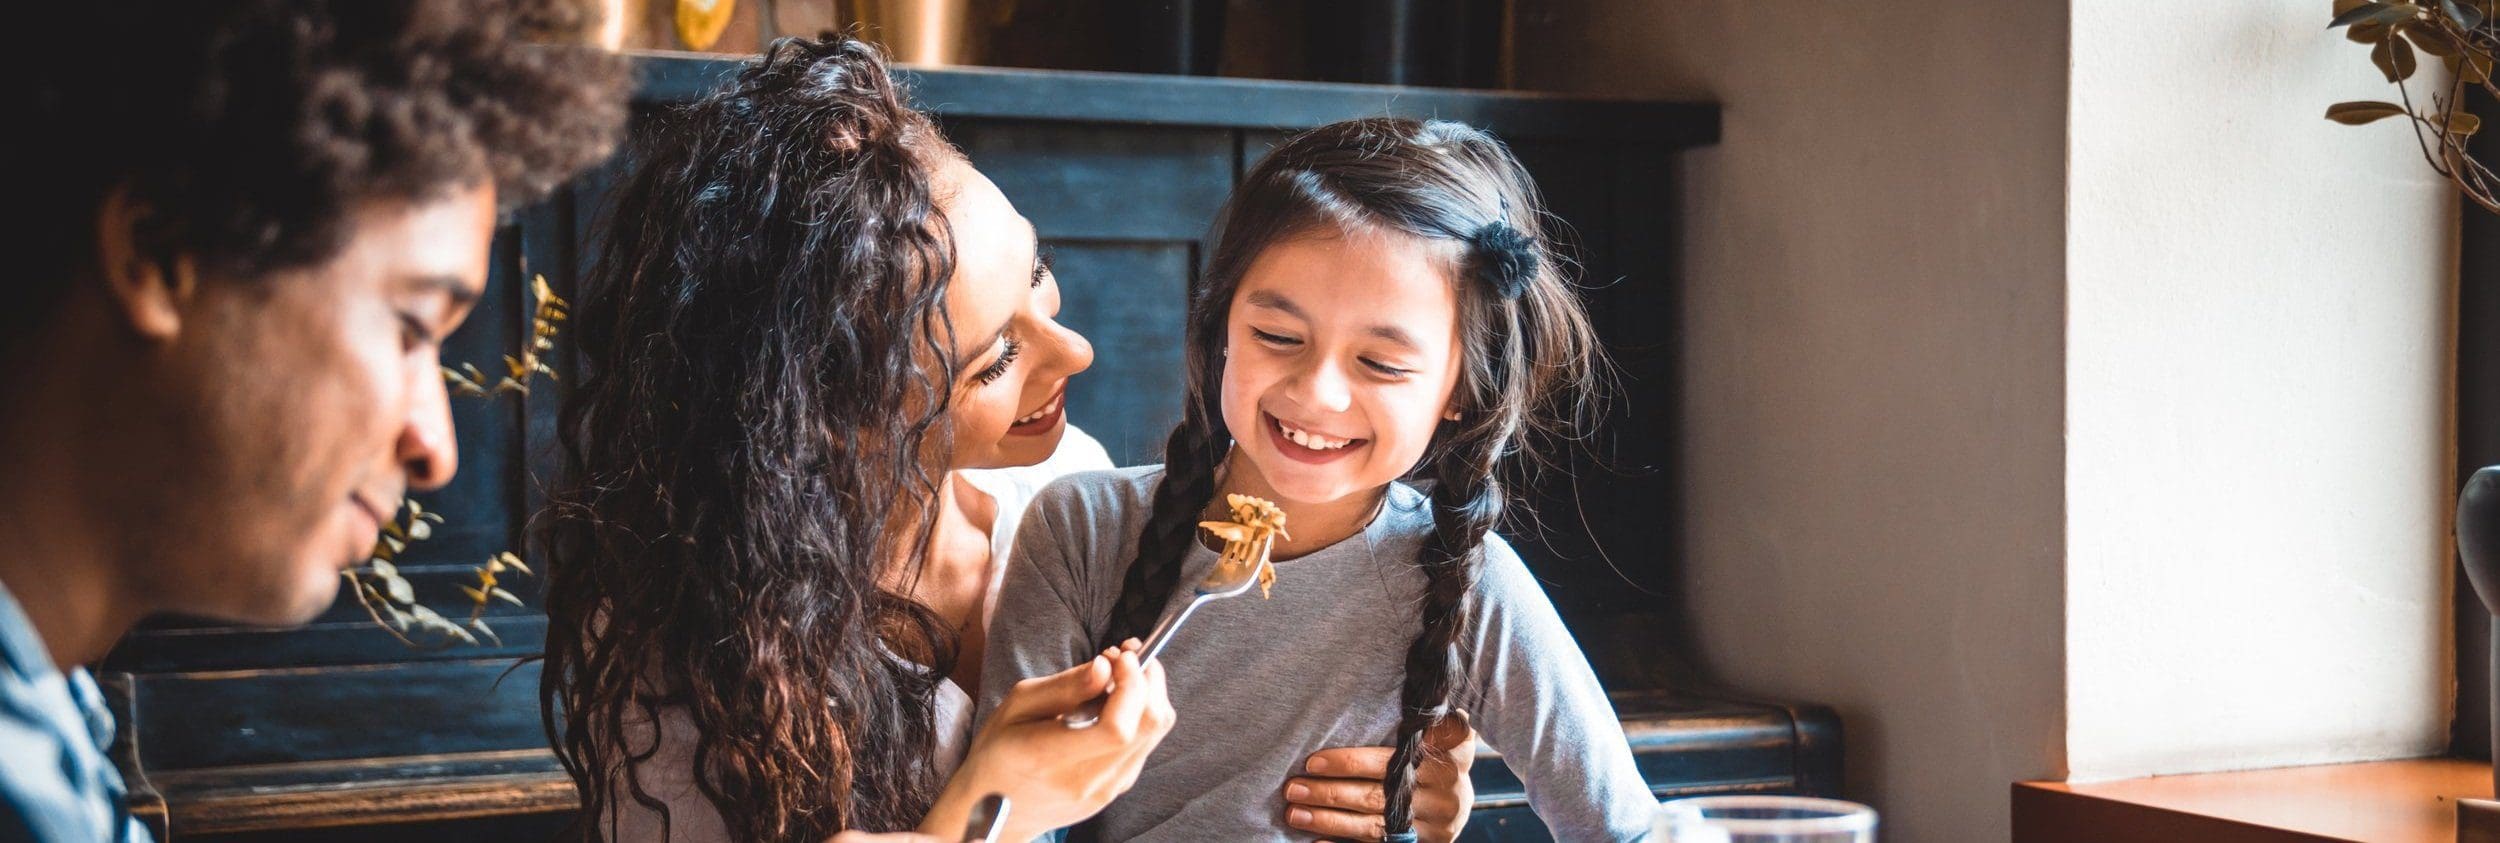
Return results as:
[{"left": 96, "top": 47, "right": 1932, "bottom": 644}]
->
[{"left": 1443, "top": 409, "right": 1461, "bottom": 422}]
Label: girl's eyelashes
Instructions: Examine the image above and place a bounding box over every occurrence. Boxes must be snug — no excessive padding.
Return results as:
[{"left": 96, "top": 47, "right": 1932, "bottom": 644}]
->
[
  {"left": 1031, "top": 247, "right": 1055, "bottom": 289},
  {"left": 973, "top": 335, "right": 1021, "bottom": 385},
  {"left": 1249, "top": 327, "right": 1302, "bottom": 347},
  {"left": 1248, "top": 325, "right": 1415, "bottom": 377}
]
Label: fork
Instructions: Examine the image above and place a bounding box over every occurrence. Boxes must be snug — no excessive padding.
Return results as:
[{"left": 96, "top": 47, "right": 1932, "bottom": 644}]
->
[
  {"left": 1060, "top": 534, "right": 1275, "bottom": 729},
  {"left": 959, "top": 793, "right": 1009, "bottom": 843}
]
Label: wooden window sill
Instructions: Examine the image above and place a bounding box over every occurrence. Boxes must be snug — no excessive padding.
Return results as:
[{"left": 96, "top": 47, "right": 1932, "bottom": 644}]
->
[{"left": 2014, "top": 758, "right": 2490, "bottom": 843}]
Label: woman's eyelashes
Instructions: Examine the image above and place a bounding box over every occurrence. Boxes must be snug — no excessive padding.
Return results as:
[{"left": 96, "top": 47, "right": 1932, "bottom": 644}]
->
[
  {"left": 973, "top": 335, "right": 1022, "bottom": 385},
  {"left": 1031, "top": 247, "right": 1054, "bottom": 289}
]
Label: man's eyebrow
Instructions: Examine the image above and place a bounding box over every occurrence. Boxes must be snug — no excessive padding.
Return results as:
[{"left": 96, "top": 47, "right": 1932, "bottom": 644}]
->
[{"left": 402, "top": 273, "right": 483, "bottom": 308}]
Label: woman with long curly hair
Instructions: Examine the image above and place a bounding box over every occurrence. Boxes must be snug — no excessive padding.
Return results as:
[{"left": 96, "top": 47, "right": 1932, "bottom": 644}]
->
[
  {"left": 539, "top": 35, "right": 1169, "bottom": 842},
  {"left": 543, "top": 33, "right": 1483, "bottom": 843}
]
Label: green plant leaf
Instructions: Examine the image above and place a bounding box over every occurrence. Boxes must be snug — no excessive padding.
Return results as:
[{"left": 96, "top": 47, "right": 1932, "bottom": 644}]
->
[
  {"left": 2375, "top": 34, "right": 2422, "bottom": 80},
  {"left": 460, "top": 585, "right": 487, "bottom": 605},
  {"left": 469, "top": 618, "right": 502, "bottom": 646},
  {"left": 2445, "top": 0, "right": 2486, "bottom": 27},
  {"left": 2350, "top": 19, "right": 2394, "bottom": 41},
  {"left": 490, "top": 587, "right": 524, "bottom": 607},
  {"left": 2334, "top": 1, "right": 2398, "bottom": 25},
  {"left": 370, "top": 558, "right": 396, "bottom": 578},
  {"left": 498, "top": 553, "right": 532, "bottom": 576},
  {"left": 2408, "top": 22, "right": 2468, "bottom": 55},
  {"left": 2441, "top": 110, "right": 2485, "bottom": 133},
  {"left": 2327, "top": 100, "right": 2412, "bottom": 123},
  {"left": 405, "top": 519, "right": 431, "bottom": 540},
  {"left": 384, "top": 575, "right": 414, "bottom": 604},
  {"left": 2337, "top": 0, "right": 2372, "bottom": 14},
  {"left": 2345, "top": 2, "right": 2430, "bottom": 27}
]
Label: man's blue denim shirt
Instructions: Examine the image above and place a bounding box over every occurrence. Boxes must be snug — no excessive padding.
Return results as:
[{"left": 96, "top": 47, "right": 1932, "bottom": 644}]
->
[{"left": 0, "top": 578, "right": 148, "bottom": 842}]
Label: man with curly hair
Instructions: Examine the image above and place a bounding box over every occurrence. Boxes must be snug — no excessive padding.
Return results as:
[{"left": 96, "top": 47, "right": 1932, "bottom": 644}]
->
[{"left": 0, "top": 2, "right": 628, "bottom": 839}]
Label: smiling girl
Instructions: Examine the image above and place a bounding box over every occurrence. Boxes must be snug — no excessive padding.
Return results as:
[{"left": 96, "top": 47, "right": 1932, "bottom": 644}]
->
[{"left": 981, "top": 118, "right": 1654, "bottom": 841}]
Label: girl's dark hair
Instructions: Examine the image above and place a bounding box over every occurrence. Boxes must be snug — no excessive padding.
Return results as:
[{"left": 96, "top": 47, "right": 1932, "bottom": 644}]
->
[
  {"left": 1097, "top": 118, "right": 1604, "bottom": 835},
  {"left": 540, "top": 35, "right": 964, "bottom": 840}
]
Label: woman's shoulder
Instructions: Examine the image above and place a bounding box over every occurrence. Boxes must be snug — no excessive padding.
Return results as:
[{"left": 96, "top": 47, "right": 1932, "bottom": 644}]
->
[
  {"left": 960, "top": 425, "right": 1118, "bottom": 506},
  {"left": 1027, "top": 464, "right": 1168, "bottom": 526},
  {"left": 1036, "top": 424, "right": 1116, "bottom": 476}
]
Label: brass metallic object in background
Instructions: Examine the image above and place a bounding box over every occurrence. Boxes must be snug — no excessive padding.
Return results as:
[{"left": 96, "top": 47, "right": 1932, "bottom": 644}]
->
[
  {"left": 584, "top": 0, "right": 766, "bottom": 52},
  {"left": 847, "top": 0, "right": 1007, "bottom": 66},
  {"left": 676, "top": 0, "right": 738, "bottom": 50},
  {"left": 588, "top": 0, "right": 642, "bottom": 50}
]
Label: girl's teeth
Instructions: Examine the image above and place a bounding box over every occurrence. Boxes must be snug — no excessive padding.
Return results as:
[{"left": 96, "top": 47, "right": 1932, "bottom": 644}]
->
[{"left": 1282, "top": 423, "right": 1348, "bottom": 450}]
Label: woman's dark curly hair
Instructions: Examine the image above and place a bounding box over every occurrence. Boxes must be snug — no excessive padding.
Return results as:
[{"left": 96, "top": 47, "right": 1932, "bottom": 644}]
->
[
  {"left": 13, "top": 0, "right": 626, "bottom": 351},
  {"left": 540, "top": 35, "right": 965, "bottom": 840}
]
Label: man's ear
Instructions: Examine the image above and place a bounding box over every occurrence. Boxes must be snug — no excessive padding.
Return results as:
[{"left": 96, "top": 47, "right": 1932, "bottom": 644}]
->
[{"left": 94, "top": 187, "right": 198, "bottom": 342}]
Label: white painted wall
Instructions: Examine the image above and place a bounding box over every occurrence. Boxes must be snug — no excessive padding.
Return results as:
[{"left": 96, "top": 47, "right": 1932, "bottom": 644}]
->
[
  {"left": 1520, "top": 0, "right": 2462, "bottom": 836},
  {"left": 1517, "top": 2, "right": 2072, "bottom": 841},
  {"left": 2064, "top": 1, "right": 2456, "bottom": 781}
]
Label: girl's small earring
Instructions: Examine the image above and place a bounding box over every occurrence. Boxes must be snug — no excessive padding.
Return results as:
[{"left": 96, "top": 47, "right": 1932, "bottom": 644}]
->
[
  {"left": 1443, "top": 410, "right": 1461, "bottom": 422},
  {"left": 1221, "top": 346, "right": 1231, "bottom": 358}
]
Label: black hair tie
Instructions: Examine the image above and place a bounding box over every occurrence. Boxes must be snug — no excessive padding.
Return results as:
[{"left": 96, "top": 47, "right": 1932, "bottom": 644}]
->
[{"left": 1467, "top": 220, "right": 1538, "bottom": 301}]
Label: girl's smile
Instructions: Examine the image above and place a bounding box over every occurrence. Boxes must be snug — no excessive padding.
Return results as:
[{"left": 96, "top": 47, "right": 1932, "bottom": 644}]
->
[
  {"left": 1215, "top": 227, "right": 1466, "bottom": 546},
  {"left": 1264, "top": 410, "right": 1367, "bottom": 463}
]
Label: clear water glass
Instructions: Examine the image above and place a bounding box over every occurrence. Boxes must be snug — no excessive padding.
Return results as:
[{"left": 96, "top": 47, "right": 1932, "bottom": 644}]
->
[{"left": 1653, "top": 795, "right": 1878, "bottom": 843}]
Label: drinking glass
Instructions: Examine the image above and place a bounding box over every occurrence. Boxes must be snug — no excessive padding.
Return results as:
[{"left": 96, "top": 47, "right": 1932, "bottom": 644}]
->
[{"left": 1653, "top": 795, "right": 1877, "bottom": 843}]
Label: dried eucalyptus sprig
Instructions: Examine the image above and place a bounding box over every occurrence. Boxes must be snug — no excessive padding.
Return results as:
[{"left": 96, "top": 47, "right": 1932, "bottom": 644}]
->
[
  {"left": 366, "top": 274, "right": 564, "bottom": 647},
  {"left": 443, "top": 274, "right": 570, "bottom": 398},
  {"left": 2326, "top": 0, "right": 2500, "bottom": 214},
  {"left": 344, "top": 499, "right": 536, "bottom": 649}
]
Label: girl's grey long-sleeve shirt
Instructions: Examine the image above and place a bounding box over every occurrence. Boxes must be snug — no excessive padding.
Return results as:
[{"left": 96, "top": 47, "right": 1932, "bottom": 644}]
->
[{"left": 978, "top": 466, "right": 1655, "bottom": 841}]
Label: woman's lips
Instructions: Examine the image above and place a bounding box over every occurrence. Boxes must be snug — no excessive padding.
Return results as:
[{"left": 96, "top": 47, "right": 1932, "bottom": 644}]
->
[
  {"left": 1264, "top": 412, "right": 1366, "bottom": 464},
  {"left": 1008, "top": 385, "right": 1067, "bottom": 436}
]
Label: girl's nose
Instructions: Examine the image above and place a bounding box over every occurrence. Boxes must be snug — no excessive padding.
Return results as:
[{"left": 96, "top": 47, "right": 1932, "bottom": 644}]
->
[{"left": 1290, "top": 358, "right": 1354, "bottom": 414}]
